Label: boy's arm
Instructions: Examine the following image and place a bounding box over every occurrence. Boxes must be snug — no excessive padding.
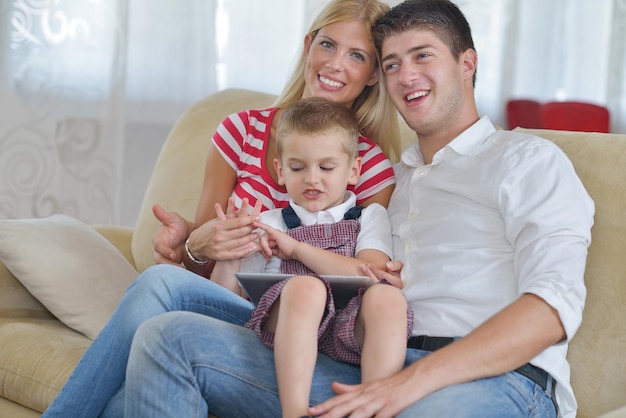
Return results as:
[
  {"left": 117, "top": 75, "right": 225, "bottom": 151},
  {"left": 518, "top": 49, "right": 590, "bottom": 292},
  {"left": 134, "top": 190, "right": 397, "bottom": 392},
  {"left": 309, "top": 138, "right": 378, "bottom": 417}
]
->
[
  {"left": 295, "top": 245, "right": 390, "bottom": 277},
  {"left": 254, "top": 205, "right": 392, "bottom": 278},
  {"left": 211, "top": 259, "right": 247, "bottom": 297},
  {"left": 210, "top": 197, "right": 262, "bottom": 297}
]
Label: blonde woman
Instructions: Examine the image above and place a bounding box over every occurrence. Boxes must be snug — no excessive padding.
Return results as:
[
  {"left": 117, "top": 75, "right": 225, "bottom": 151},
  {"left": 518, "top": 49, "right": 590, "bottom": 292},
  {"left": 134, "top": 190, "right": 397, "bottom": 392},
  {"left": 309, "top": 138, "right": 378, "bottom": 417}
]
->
[
  {"left": 152, "top": 0, "right": 402, "bottom": 279},
  {"left": 42, "top": 1, "right": 402, "bottom": 417}
]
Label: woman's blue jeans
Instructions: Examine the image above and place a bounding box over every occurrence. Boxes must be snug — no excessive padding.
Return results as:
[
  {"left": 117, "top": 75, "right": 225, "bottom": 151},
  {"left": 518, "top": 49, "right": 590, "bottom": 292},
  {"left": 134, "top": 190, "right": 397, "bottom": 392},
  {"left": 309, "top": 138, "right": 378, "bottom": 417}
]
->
[
  {"left": 41, "top": 264, "right": 254, "bottom": 418},
  {"left": 42, "top": 263, "right": 557, "bottom": 418}
]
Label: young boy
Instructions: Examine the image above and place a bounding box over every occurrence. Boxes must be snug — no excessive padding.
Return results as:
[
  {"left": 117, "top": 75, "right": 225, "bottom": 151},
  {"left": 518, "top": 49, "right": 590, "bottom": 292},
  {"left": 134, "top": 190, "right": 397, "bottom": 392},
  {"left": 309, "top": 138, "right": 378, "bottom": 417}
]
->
[{"left": 211, "top": 97, "right": 413, "bottom": 418}]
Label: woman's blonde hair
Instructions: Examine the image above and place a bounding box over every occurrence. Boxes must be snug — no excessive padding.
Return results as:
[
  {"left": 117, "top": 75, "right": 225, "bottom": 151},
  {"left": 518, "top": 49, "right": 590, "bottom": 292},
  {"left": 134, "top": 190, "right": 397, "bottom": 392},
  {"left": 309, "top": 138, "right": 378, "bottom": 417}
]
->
[{"left": 274, "top": 0, "right": 401, "bottom": 162}]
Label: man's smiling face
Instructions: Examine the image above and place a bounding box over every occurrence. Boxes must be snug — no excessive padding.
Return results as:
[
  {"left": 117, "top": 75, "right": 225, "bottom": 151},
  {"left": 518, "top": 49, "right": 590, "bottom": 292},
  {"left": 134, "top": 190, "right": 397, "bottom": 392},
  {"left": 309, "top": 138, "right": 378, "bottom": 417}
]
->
[{"left": 380, "top": 29, "right": 468, "bottom": 137}]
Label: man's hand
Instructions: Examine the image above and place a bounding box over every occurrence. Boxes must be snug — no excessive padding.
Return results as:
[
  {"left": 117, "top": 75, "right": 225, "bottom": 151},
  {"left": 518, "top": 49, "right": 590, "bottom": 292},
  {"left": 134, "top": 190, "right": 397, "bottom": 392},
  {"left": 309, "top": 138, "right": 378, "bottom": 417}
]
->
[{"left": 308, "top": 367, "right": 423, "bottom": 418}]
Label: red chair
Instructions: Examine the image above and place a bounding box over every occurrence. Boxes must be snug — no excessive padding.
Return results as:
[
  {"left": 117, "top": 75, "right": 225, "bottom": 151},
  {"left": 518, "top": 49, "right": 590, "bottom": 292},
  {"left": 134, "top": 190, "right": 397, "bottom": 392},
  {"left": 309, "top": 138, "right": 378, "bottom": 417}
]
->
[
  {"left": 541, "top": 101, "right": 610, "bottom": 133},
  {"left": 506, "top": 99, "right": 543, "bottom": 130}
]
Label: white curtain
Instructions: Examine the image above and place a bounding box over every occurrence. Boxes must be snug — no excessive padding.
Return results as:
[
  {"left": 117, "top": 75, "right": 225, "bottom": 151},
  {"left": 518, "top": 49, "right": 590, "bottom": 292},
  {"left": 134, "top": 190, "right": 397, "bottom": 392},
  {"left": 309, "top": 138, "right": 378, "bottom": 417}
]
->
[
  {"left": 0, "top": 0, "right": 128, "bottom": 223},
  {"left": 0, "top": 0, "right": 314, "bottom": 224},
  {"left": 460, "top": 0, "right": 626, "bottom": 133},
  {"left": 1, "top": 0, "right": 624, "bottom": 225}
]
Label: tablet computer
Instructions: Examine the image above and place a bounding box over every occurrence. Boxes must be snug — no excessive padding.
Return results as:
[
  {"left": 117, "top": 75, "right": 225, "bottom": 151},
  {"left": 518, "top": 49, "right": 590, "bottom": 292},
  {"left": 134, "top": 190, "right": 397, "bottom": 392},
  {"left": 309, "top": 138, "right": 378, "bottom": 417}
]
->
[{"left": 236, "top": 272, "right": 371, "bottom": 308}]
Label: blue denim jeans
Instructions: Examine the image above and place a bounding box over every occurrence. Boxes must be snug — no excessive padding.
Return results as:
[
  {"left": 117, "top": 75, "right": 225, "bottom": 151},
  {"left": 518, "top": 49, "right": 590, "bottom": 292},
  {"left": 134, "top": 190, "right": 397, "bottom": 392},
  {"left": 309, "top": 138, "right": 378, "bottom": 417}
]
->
[
  {"left": 124, "top": 311, "right": 558, "bottom": 418},
  {"left": 41, "top": 264, "right": 254, "bottom": 418}
]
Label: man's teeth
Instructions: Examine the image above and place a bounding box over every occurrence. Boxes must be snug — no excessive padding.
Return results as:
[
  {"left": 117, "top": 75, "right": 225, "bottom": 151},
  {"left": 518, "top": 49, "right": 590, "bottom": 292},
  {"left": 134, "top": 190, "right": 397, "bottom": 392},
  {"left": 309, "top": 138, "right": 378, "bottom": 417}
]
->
[
  {"left": 306, "top": 190, "right": 321, "bottom": 195},
  {"left": 407, "top": 91, "right": 428, "bottom": 100},
  {"left": 320, "top": 76, "right": 344, "bottom": 88}
]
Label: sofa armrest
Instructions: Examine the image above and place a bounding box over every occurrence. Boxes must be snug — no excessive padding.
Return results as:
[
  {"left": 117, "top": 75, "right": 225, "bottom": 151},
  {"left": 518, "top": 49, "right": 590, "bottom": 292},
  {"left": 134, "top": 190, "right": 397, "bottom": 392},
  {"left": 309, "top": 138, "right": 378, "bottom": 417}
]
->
[{"left": 92, "top": 224, "right": 135, "bottom": 268}]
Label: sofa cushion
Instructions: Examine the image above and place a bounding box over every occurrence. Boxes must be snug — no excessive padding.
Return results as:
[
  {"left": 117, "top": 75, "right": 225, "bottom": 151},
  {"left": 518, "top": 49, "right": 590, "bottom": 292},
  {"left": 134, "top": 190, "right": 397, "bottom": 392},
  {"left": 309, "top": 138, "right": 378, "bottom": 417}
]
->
[
  {"left": 0, "top": 214, "right": 138, "bottom": 339},
  {"left": 0, "top": 261, "right": 54, "bottom": 320},
  {"left": 0, "top": 318, "right": 90, "bottom": 413},
  {"left": 515, "top": 128, "right": 626, "bottom": 417},
  {"left": 131, "top": 88, "right": 277, "bottom": 272}
]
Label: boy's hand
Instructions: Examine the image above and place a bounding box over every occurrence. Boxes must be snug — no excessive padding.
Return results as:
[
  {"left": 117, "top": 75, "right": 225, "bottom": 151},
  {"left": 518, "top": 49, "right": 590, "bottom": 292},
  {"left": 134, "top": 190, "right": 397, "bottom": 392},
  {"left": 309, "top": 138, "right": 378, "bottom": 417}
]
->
[
  {"left": 215, "top": 197, "right": 263, "bottom": 221},
  {"left": 254, "top": 221, "right": 299, "bottom": 261},
  {"left": 361, "top": 261, "right": 404, "bottom": 288}
]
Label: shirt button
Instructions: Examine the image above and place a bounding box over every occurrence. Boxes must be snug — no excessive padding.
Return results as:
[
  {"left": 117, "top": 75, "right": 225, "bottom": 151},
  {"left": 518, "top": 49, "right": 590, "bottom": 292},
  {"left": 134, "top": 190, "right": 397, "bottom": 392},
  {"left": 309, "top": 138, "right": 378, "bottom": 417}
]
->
[
  {"left": 409, "top": 210, "right": 416, "bottom": 217},
  {"left": 418, "top": 169, "right": 425, "bottom": 176}
]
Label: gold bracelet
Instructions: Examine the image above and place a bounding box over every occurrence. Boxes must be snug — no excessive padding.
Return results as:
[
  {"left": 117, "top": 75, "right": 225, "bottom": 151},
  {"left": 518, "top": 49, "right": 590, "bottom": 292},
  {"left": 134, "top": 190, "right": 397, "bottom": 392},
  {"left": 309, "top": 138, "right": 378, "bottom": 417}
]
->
[{"left": 185, "top": 237, "right": 209, "bottom": 265}]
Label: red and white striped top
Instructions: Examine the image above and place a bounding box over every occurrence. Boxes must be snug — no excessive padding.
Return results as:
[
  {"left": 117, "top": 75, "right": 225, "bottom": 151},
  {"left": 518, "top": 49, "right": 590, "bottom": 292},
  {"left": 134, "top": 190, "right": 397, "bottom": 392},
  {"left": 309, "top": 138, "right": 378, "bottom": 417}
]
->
[{"left": 212, "top": 107, "right": 395, "bottom": 211}]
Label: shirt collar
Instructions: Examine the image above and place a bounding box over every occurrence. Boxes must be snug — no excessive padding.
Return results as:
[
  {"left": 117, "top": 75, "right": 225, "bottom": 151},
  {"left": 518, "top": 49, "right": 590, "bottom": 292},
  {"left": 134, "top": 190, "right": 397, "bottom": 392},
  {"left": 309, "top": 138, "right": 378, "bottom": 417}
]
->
[
  {"left": 289, "top": 191, "right": 357, "bottom": 226},
  {"left": 401, "top": 116, "right": 496, "bottom": 167},
  {"left": 446, "top": 115, "right": 496, "bottom": 156}
]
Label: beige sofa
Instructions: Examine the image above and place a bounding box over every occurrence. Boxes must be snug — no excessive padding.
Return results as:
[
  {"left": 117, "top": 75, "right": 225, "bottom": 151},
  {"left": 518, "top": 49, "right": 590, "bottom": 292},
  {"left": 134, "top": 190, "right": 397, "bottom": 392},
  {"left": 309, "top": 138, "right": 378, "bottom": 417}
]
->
[{"left": 1, "top": 88, "right": 625, "bottom": 418}]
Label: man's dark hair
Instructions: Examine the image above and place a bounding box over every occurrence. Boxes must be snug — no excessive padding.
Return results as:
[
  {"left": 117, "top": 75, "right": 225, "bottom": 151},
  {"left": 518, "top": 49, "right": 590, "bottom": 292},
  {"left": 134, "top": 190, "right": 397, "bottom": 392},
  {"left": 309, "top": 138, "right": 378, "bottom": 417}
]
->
[{"left": 372, "top": 0, "right": 477, "bottom": 86}]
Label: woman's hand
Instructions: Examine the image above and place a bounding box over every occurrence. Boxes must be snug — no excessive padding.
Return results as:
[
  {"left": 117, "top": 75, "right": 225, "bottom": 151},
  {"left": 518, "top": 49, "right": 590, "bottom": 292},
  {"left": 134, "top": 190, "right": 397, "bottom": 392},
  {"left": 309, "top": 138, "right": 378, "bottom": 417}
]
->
[
  {"left": 188, "top": 198, "right": 263, "bottom": 262},
  {"left": 151, "top": 204, "right": 191, "bottom": 265},
  {"left": 361, "top": 260, "right": 404, "bottom": 288}
]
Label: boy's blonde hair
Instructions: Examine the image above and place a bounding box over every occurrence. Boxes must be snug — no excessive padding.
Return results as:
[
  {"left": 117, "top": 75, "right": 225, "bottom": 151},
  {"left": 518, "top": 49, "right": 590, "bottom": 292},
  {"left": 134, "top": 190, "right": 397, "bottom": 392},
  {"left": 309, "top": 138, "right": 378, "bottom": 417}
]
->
[
  {"left": 274, "top": 0, "right": 401, "bottom": 162},
  {"left": 276, "top": 97, "right": 360, "bottom": 161}
]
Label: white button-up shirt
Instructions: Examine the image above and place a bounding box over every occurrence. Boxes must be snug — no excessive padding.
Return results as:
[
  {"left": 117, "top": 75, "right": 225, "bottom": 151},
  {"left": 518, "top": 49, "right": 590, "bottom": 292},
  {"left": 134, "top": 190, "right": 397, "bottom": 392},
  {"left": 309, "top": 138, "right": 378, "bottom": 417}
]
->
[{"left": 388, "top": 116, "right": 594, "bottom": 418}]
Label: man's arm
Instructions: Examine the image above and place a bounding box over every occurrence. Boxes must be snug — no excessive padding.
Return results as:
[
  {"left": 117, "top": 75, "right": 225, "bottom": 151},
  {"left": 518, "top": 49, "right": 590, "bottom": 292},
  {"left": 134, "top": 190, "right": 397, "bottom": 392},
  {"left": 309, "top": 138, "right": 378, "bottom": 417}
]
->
[{"left": 309, "top": 292, "right": 565, "bottom": 418}]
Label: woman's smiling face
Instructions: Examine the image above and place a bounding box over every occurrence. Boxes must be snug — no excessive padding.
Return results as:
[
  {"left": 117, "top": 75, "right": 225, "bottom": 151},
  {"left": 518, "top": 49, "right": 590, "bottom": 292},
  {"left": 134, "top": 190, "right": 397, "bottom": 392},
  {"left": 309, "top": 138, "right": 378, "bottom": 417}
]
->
[{"left": 302, "top": 20, "right": 379, "bottom": 109}]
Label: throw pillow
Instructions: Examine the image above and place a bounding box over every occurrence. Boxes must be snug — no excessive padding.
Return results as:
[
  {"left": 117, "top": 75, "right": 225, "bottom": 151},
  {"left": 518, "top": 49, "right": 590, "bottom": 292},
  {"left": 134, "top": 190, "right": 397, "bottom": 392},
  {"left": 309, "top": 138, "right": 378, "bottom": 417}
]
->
[{"left": 0, "top": 214, "right": 138, "bottom": 339}]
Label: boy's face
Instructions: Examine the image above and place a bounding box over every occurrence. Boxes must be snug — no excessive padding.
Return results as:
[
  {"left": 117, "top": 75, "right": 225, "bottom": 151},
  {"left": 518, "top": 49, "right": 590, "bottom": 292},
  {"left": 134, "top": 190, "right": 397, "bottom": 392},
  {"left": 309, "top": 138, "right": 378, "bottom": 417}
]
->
[
  {"left": 379, "top": 29, "right": 475, "bottom": 137},
  {"left": 274, "top": 132, "right": 361, "bottom": 213}
]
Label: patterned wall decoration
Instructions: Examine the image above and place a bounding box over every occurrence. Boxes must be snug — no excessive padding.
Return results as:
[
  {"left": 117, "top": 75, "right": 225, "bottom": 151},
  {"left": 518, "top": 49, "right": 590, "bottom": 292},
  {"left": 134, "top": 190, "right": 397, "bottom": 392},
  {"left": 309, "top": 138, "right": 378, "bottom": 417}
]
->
[{"left": 0, "top": 0, "right": 127, "bottom": 223}]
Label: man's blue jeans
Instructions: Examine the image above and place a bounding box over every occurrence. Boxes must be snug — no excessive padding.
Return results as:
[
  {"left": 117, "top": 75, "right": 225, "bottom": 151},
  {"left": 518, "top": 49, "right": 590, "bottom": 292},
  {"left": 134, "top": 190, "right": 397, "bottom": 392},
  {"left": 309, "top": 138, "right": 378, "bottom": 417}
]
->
[
  {"left": 41, "top": 264, "right": 255, "bottom": 418},
  {"left": 124, "top": 311, "right": 558, "bottom": 418},
  {"left": 42, "top": 263, "right": 557, "bottom": 418}
]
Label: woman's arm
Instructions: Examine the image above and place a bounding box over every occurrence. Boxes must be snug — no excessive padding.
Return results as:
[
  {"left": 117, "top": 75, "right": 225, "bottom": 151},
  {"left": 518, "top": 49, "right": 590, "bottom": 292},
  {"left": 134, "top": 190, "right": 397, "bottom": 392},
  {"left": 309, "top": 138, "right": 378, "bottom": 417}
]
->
[
  {"left": 354, "top": 138, "right": 395, "bottom": 208},
  {"left": 210, "top": 198, "right": 262, "bottom": 296},
  {"left": 183, "top": 144, "right": 261, "bottom": 276},
  {"left": 151, "top": 143, "right": 236, "bottom": 269},
  {"left": 360, "top": 184, "right": 394, "bottom": 208}
]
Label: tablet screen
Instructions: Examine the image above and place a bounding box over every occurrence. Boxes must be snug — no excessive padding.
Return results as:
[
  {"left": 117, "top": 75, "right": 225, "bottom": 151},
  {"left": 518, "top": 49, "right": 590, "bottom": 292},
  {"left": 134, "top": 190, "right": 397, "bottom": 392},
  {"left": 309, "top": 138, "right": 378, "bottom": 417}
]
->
[{"left": 236, "top": 273, "right": 371, "bottom": 308}]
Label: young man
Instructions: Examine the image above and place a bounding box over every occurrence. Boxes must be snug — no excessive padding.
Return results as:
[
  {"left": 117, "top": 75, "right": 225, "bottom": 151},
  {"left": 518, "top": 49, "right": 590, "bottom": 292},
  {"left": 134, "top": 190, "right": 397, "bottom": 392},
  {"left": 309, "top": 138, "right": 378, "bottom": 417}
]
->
[
  {"left": 121, "top": 1, "right": 593, "bottom": 417},
  {"left": 309, "top": 1, "right": 593, "bottom": 417}
]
